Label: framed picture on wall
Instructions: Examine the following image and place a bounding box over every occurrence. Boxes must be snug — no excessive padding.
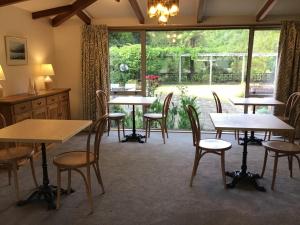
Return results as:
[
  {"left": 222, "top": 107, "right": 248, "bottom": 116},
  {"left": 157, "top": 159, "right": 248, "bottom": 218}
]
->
[{"left": 5, "top": 36, "right": 28, "bottom": 65}]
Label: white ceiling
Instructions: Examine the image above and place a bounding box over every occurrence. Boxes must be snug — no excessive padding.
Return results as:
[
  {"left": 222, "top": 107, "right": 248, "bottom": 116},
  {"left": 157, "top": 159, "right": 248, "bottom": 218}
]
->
[{"left": 14, "top": 0, "right": 300, "bottom": 22}]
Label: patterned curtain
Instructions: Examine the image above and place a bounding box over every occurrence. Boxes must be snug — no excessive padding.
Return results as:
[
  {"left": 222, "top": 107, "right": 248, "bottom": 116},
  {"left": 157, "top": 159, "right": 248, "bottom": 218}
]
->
[
  {"left": 82, "top": 25, "right": 109, "bottom": 120},
  {"left": 275, "top": 21, "right": 300, "bottom": 136}
]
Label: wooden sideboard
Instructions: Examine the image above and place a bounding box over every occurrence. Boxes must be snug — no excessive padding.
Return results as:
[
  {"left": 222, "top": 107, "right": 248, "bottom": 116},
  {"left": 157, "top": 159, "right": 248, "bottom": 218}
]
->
[{"left": 0, "top": 88, "right": 71, "bottom": 125}]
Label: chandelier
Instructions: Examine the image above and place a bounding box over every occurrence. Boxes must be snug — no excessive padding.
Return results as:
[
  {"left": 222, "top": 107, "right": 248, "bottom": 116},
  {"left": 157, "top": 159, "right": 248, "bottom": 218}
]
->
[{"left": 147, "top": 0, "right": 179, "bottom": 24}]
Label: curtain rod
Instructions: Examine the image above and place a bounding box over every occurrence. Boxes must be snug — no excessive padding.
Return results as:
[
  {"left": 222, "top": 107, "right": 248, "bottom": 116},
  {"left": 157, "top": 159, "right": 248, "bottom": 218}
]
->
[{"left": 108, "top": 23, "right": 281, "bottom": 31}]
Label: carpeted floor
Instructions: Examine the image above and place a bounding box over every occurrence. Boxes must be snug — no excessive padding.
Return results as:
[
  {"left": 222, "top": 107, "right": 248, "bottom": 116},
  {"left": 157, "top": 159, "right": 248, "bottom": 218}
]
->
[{"left": 0, "top": 131, "right": 300, "bottom": 225}]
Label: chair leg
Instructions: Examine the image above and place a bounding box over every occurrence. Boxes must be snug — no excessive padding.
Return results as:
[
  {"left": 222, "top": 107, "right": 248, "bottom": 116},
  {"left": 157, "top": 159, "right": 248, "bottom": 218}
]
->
[
  {"left": 94, "top": 162, "right": 105, "bottom": 194},
  {"left": 164, "top": 118, "right": 169, "bottom": 138},
  {"left": 237, "top": 130, "right": 240, "bottom": 144},
  {"left": 107, "top": 119, "right": 111, "bottom": 136},
  {"left": 67, "top": 169, "right": 72, "bottom": 194},
  {"left": 86, "top": 167, "right": 94, "bottom": 213},
  {"left": 158, "top": 120, "right": 165, "bottom": 144},
  {"left": 8, "top": 166, "right": 11, "bottom": 185},
  {"left": 220, "top": 151, "right": 226, "bottom": 189},
  {"left": 145, "top": 119, "right": 148, "bottom": 143},
  {"left": 288, "top": 155, "right": 293, "bottom": 178},
  {"left": 12, "top": 161, "right": 20, "bottom": 201},
  {"left": 148, "top": 120, "right": 151, "bottom": 138},
  {"left": 29, "top": 157, "right": 38, "bottom": 188},
  {"left": 117, "top": 120, "right": 121, "bottom": 142},
  {"left": 56, "top": 168, "right": 62, "bottom": 209},
  {"left": 271, "top": 153, "right": 279, "bottom": 191},
  {"left": 261, "top": 149, "right": 268, "bottom": 178},
  {"left": 190, "top": 150, "right": 200, "bottom": 187},
  {"left": 122, "top": 119, "right": 125, "bottom": 137}
]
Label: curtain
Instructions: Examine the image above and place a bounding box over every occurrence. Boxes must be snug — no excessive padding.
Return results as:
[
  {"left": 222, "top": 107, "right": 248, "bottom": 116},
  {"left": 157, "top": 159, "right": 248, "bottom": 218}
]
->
[
  {"left": 275, "top": 21, "right": 300, "bottom": 136},
  {"left": 81, "top": 24, "right": 109, "bottom": 121}
]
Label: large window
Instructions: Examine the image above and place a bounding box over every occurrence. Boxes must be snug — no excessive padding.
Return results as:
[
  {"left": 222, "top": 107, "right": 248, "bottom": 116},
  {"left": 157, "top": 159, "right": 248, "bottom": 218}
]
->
[{"left": 108, "top": 28, "right": 280, "bottom": 131}]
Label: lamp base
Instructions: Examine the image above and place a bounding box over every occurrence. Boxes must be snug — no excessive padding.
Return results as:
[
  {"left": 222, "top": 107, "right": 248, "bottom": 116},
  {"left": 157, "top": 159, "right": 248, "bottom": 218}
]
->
[
  {"left": 0, "top": 85, "right": 4, "bottom": 98},
  {"left": 45, "top": 81, "right": 53, "bottom": 90}
]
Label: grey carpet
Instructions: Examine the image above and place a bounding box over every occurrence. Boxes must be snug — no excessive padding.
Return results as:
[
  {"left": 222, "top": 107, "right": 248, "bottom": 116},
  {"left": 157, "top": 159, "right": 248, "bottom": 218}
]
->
[{"left": 0, "top": 132, "right": 300, "bottom": 225}]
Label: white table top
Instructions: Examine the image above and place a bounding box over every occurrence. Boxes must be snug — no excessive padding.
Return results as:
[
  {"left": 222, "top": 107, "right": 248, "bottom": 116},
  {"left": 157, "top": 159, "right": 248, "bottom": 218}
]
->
[
  {"left": 210, "top": 113, "right": 294, "bottom": 132},
  {"left": 0, "top": 119, "right": 92, "bottom": 143},
  {"left": 229, "top": 97, "right": 284, "bottom": 106},
  {"left": 108, "top": 96, "right": 156, "bottom": 105}
]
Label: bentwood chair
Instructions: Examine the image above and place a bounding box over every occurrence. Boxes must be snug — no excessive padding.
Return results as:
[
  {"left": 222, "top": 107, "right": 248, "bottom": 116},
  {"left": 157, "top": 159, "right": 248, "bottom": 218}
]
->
[
  {"left": 96, "top": 90, "right": 125, "bottom": 142},
  {"left": 186, "top": 105, "right": 232, "bottom": 188},
  {"left": 54, "top": 115, "right": 107, "bottom": 213},
  {"left": 144, "top": 92, "right": 173, "bottom": 144},
  {"left": 261, "top": 112, "right": 300, "bottom": 190},
  {"left": 265, "top": 92, "right": 300, "bottom": 141},
  {"left": 212, "top": 91, "right": 239, "bottom": 142},
  {"left": 0, "top": 113, "right": 38, "bottom": 201}
]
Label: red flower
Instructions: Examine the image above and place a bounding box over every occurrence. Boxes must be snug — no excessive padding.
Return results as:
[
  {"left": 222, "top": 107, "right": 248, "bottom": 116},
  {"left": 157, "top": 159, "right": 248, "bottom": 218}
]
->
[{"left": 145, "top": 75, "right": 160, "bottom": 80}]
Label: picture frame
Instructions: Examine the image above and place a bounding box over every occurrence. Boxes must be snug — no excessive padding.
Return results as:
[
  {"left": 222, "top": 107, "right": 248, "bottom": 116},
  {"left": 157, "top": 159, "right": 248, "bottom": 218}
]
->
[{"left": 5, "top": 36, "right": 28, "bottom": 66}]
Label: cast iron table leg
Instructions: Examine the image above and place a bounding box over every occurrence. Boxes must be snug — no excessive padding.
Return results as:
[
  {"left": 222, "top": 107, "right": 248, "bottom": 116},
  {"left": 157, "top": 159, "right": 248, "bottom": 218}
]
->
[
  {"left": 17, "top": 143, "right": 73, "bottom": 209},
  {"left": 122, "top": 104, "right": 145, "bottom": 143},
  {"left": 227, "top": 131, "right": 266, "bottom": 191}
]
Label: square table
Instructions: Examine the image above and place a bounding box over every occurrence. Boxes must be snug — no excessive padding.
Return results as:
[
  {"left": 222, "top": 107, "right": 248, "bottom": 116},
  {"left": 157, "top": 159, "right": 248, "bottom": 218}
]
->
[
  {"left": 229, "top": 97, "right": 284, "bottom": 144},
  {"left": 0, "top": 119, "right": 92, "bottom": 209},
  {"left": 109, "top": 96, "right": 156, "bottom": 143},
  {"left": 210, "top": 113, "right": 294, "bottom": 191}
]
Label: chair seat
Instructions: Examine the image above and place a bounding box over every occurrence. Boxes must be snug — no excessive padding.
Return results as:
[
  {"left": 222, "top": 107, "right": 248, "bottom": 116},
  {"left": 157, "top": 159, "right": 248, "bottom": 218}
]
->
[
  {"left": 262, "top": 141, "right": 300, "bottom": 153},
  {"left": 53, "top": 151, "right": 95, "bottom": 168},
  {"left": 199, "top": 139, "right": 232, "bottom": 151},
  {"left": 144, "top": 113, "right": 163, "bottom": 119},
  {"left": 109, "top": 112, "right": 125, "bottom": 118},
  {"left": 0, "top": 146, "right": 34, "bottom": 161}
]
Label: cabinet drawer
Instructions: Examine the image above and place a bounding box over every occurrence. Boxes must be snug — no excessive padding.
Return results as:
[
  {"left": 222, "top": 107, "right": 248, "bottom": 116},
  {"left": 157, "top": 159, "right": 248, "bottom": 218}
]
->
[
  {"left": 14, "top": 102, "right": 32, "bottom": 114},
  {"left": 59, "top": 93, "right": 69, "bottom": 101},
  {"left": 32, "top": 98, "right": 46, "bottom": 109},
  {"left": 47, "top": 95, "right": 59, "bottom": 105},
  {"left": 15, "top": 112, "right": 32, "bottom": 122},
  {"left": 32, "top": 107, "right": 47, "bottom": 119}
]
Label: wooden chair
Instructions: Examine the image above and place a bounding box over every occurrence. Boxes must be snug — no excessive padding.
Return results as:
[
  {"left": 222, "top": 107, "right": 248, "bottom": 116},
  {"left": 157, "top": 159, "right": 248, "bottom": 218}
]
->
[
  {"left": 265, "top": 92, "right": 300, "bottom": 141},
  {"left": 212, "top": 91, "right": 239, "bottom": 142},
  {"left": 186, "top": 105, "right": 232, "bottom": 188},
  {"left": 0, "top": 113, "right": 38, "bottom": 201},
  {"left": 54, "top": 115, "right": 107, "bottom": 213},
  {"left": 144, "top": 93, "right": 173, "bottom": 144},
  {"left": 261, "top": 112, "right": 300, "bottom": 190},
  {"left": 96, "top": 90, "right": 125, "bottom": 142}
]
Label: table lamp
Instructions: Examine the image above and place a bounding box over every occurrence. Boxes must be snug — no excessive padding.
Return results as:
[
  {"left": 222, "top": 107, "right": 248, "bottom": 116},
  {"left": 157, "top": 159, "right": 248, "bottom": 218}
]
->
[
  {"left": 41, "top": 64, "right": 55, "bottom": 90},
  {"left": 0, "top": 65, "right": 6, "bottom": 97}
]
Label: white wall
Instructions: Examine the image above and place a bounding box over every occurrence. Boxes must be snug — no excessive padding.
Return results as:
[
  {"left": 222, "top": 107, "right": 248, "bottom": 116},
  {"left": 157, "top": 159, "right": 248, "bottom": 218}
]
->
[{"left": 0, "top": 6, "right": 55, "bottom": 96}]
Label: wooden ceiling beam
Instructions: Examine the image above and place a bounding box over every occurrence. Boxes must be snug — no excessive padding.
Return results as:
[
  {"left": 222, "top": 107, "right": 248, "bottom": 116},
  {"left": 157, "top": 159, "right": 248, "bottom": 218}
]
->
[
  {"left": 32, "top": 5, "right": 72, "bottom": 19},
  {"left": 52, "top": 0, "right": 97, "bottom": 27},
  {"left": 256, "top": 0, "right": 277, "bottom": 22},
  {"left": 0, "top": 0, "right": 29, "bottom": 7},
  {"left": 77, "top": 10, "right": 91, "bottom": 25},
  {"left": 128, "top": 0, "right": 144, "bottom": 24},
  {"left": 197, "top": 0, "right": 206, "bottom": 23}
]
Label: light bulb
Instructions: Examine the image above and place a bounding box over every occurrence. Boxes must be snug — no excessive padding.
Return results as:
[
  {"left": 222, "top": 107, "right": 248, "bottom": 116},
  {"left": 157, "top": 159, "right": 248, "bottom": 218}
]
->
[
  {"left": 167, "top": 34, "right": 171, "bottom": 38},
  {"left": 148, "top": 5, "right": 157, "bottom": 17},
  {"left": 156, "top": 3, "right": 164, "bottom": 11},
  {"left": 158, "top": 14, "right": 168, "bottom": 24},
  {"left": 169, "top": 4, "right": 179, "bottom": 16}
]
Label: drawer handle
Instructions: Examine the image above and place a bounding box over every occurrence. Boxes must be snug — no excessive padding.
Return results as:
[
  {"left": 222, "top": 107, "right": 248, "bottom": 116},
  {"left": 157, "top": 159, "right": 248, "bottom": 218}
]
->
[
  {"left": 21, "top": 106, "right": 26, "bottom": 110},
  {"left": 37, "top": 102, "right": 42, "bottom": 105}
]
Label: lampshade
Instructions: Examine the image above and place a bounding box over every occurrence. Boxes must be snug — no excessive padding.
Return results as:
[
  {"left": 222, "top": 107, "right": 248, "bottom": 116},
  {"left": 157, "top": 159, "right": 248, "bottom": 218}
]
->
[
  {"left": 41, "top": 64, "right": 55, "bottom": 76},
  {"left": 0, "top": 65, "right": 6, "bottom": 81}
]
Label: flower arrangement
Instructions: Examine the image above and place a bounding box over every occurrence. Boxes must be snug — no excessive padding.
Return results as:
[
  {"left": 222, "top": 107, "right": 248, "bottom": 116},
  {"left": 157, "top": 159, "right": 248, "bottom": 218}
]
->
[{"left": 146, "top": 74, "right": 160, "bottom": 96}]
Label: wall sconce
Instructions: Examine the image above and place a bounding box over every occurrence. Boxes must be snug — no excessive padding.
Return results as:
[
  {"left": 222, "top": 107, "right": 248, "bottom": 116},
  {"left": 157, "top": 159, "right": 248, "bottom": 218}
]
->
[
  {"left": 0, "top": 65, "right": 6, "bottom": 97},
  {"left": 41, "top": 64, "right": 55, "bottom": 90}
]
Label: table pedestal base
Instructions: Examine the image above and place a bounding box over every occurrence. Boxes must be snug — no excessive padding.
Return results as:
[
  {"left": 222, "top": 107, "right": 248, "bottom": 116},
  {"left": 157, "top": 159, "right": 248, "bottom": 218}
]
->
[
  {"left": 17, "top": 185, "right": 74, "bottom": 209},
  {"left": 122, "top": 133, "right": 145, "bottom": 143},
  {"left": 226, "top": 171, "right": 266, "bottom": 192},
  {"left": 239, "top": 131, "right": 263, "bottom": 145}
]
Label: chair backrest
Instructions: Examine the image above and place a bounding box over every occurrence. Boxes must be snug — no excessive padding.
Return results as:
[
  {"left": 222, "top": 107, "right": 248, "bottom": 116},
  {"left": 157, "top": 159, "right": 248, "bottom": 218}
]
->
[
  {"left": 185, "top": 104, "right": 201, "bottom": 147},
  {"left": 284, "top": 92, "right": 300, "bottom": 119},
  {"left": 162, "top": 92, "right": 173, "bottom": 118},
  {"left": 212, "top": 91, "right": 222, "bottom": 113},
  {"left": 96, "top": 90, "right": 108, "bottom": 116},
  {"left": 0, "top": 113, "right": 6, "bottom": 129},
  {"left": 86, "top": 114, "right": 107, "bottom": 163}
]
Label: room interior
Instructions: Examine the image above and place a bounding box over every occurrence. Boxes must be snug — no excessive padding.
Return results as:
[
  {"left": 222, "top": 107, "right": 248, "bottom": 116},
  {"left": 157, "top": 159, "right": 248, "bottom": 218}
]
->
[{"left": 0, "top": 0, "right": 300, "bottom": 224}]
